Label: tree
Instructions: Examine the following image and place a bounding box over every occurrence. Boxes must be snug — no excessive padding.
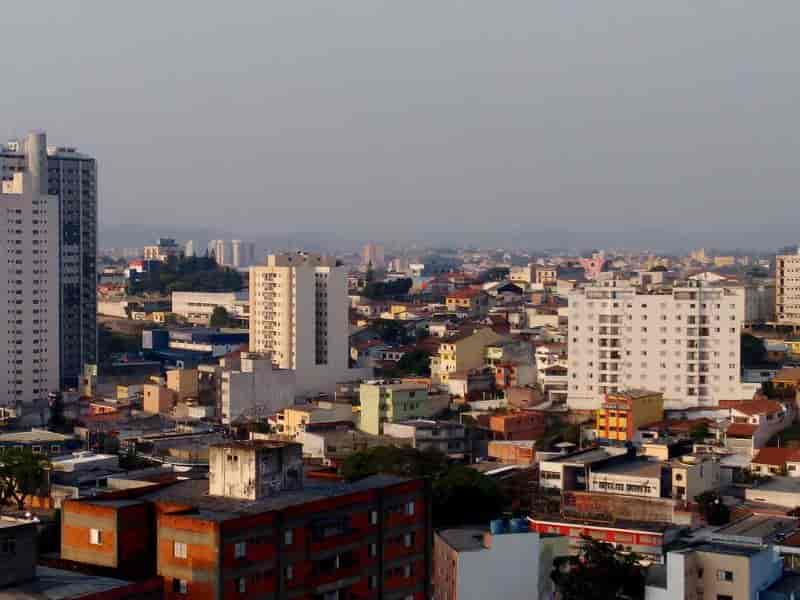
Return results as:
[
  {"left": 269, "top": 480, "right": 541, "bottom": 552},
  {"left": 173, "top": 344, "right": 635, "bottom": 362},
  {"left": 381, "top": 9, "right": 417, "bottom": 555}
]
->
[
  {"left": 395, "top": 350, "right": 431, "bottom": 376},
  {"left": 551, "top": 535, "right": 645, "bottom": 600},
  {"left": 695, "top": 491, "right": 730, "bottom": 525},
  {"left": 432, "top": 466, "right": 505, "bottom": 528},
  {"left": 0, "top": 449, "right": 49, "bottom": 510},
  {"left": 209, "top": 306, "right": 232, "bottom": 328},
  {"left": 689, "top": 422, "right": 710, "bottom": 442},
  {"left": 342, "top": 446, "right": 449, "bottom": 481}
]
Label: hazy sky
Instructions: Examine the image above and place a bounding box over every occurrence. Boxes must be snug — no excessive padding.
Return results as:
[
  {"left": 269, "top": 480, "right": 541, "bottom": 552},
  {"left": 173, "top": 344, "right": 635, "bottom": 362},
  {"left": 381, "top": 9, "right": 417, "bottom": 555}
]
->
[{"left": 3, "top": 1, "right": 799, "bottom": 245}]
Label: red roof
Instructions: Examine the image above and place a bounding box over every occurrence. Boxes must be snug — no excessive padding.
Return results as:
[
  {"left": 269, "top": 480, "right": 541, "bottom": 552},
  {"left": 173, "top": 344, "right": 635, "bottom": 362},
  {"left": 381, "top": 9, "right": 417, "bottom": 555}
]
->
[
  {"left": 751, "top": 447, "right": 800, "bottom": 467},
  {"left": 731, "top": 399, "right": 784, "bottom": 417},
  {"left": 447, "top": 287, "right": 483, "bottom": 300},
  {"left": 726, "top": 423, "right": 758, "bottom": 438}
]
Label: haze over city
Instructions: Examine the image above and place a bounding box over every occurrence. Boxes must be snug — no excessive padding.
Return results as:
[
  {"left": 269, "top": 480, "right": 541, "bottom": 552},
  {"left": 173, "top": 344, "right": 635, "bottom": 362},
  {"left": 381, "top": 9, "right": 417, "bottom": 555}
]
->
[{"left": 4, "top": 1, "right": 800, "bottom": 250}]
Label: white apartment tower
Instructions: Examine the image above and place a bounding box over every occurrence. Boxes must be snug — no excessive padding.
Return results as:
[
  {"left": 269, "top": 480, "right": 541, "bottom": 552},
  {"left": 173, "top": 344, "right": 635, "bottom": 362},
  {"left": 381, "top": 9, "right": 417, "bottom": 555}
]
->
[
  {"left": 2, "top": 131, "right": 97, "bottom": 387},
  {"left": 776, "top": 249, "right": 800, "bottom": 325},
  {"left": 567, "top": 279, "right": 748, "bottom": 410},
  {"left": 0, "top": 132, "right": 60, "bottom": 408},
  {"left": 249, "top": 252, "right": 353, "bottom": 395}
]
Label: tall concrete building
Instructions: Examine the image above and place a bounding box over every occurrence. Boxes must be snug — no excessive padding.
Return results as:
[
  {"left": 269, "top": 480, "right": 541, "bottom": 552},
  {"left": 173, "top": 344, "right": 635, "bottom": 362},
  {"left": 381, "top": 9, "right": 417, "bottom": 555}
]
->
[
  {"left": 776, "top": 249, "right": 800, "bottom": 326},
  {"left": 183, "top": 239, "right": 195, "bottom": 258},
  {"left": 0, "top": 132, "right": 60, "bottom": 408},
  {"left": 567, "top": 279, "right": 750, "bottom": 410},
  {"left": 250, "top": 252, "right": 366, "bottom": 395},
  {"left": 231, "top": 239, "right": 242, "bottom": 268},
  {"left": 1, "top": 131, "right": 95, "bottom": 388},
  {"left": 211, "top": 239, "right": 229, "bottom": 266},
  {"left": 362, "top": 242, "right": 385, "bottom": 268}
]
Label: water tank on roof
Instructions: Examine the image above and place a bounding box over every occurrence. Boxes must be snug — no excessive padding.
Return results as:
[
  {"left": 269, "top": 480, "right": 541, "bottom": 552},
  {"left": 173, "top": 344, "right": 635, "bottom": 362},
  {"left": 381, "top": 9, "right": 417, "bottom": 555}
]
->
[
  {"left": 489, "top": 519, "right": 507, "bottom": 535},
  {"left": 509, "top": 518, "right": 528, "bottom": 534}
]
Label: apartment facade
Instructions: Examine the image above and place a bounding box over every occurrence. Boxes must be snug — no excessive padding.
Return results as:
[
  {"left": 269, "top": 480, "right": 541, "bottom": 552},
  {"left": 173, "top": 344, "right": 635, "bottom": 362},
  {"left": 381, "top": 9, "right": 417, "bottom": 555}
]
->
[
  {"left": 3, "top": 132, "right": 97, "bottom": 388},
  {"left": 360, "top": 381, "right": 448, "bottom": 435},
  {"left": 568, "top": 280, "right": 747, "bottom": 410},
  {"left": 0, "top": 132, "right": 60, "bottom": 407},
  {"left": 250, "top": 253, "right": 358, "bottom": 396},
  {"left": 171, "top": 290, "right": 249, "bottom": 325},
  {"left": 595, "top": 390, "right": 664, "bottom": 443},
  {"left": 777, "top": 250, "right": 800, "bottom": 325},
  {"left": 430, "top": 327, "right": 507, "bottom": 385}
]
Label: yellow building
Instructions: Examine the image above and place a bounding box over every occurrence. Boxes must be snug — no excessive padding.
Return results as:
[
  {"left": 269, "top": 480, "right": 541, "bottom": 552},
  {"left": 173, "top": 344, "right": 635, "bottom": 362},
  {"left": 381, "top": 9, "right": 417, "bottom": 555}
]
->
[
  {"left": 143, "top": 384, "right": 174, "bottom": 414},
  {"left": 713, "top": 255, "right": 736, "bottom": 267},
  {"left": 278, "top": 402, "right": 354, "bottom": 437},
  {"left": 166, "top": 368, "right": 199, "bottom": 401},
  {"left": 596, "top": 389, "right": 663, "bottom": 442},
  {"left": 431, "top": 327, "right": 507, "bottom": 384},
  {"left": 445, "top": 288, "right": 488, "bottom": 316}
]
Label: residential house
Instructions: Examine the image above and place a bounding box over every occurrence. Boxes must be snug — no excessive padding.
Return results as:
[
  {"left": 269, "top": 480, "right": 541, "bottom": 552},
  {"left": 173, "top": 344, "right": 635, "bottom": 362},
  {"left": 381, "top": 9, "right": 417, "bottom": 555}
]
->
[
  {"left": 445, "top": 288, "right": 489, "bottom": 317},
  {"left": 488, "top": 412, "right": 546, "bottom": 441},
  {"left": 382, "top": 420, "right": 467, "bottom": 457},
  {"left": 359, "top": 381, "right": 449, "bottom": 435},
  {"left": 430, "top": 327, "right": 508, "bottom": 385}
]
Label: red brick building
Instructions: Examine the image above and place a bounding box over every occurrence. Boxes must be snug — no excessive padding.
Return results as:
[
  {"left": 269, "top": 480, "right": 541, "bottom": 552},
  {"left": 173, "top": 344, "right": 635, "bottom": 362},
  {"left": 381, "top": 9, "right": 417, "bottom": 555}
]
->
[
  {"left": 61, "top": 441, "right": 432, "bottom": 600},
  {"left": 488, "top": 411, "right": 546, "bottom": 441}
]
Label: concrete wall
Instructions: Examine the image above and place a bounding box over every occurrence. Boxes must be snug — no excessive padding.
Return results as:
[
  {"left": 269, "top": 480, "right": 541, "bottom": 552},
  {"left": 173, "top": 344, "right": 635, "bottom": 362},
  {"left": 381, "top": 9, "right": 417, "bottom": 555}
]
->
[{"left": 0, "top": 522, "right": 36, "bottom": 587}]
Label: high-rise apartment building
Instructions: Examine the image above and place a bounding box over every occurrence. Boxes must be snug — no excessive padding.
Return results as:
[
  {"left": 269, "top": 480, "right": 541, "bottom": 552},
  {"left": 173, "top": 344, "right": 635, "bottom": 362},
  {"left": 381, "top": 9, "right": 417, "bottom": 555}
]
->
[
  {"left": 2, "top": 131, "right": 97, "bottom": 387},
  {"left": 0, "top": 132, "right": 60, "bottom": 408},
  {"left": 362, "top": 242, "right": 385, "bottom": 268},
  {"left": 567, "top": 279, "right": 748, "bottom": 410},
  {"left": 183, "top": 239, "right": 195, "bottom": 258},
  {"left": 250, "top": 252, "right": 360, "bottom": 395},
  {"left": 211, "top": 239, "right": 229, "bottom": 266},
  {"left": 776, "top": 249, "right": 800, "bottom": 326}
]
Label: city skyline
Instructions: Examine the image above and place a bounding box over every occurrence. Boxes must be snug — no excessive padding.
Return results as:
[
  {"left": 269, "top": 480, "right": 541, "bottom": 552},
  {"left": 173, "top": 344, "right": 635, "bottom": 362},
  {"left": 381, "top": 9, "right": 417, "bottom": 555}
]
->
[{"left": 4, "top": 2, "right": 800, "bottom": 248}]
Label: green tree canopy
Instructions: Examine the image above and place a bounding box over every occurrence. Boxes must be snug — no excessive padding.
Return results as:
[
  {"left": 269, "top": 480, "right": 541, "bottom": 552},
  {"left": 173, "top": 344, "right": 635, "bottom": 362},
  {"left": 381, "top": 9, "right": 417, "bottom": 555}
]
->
[
  {"left": 342, "top": 446, "right": 448, "bottom": 481},
  {"left": 432, "top": 466, "right": 505, "bottom": 528},
  {"left": 0, "top": 449, "right": 49, "bottom": 510},
  {"left": 551, "top": 535, "right": 645, "bottom": 600},
  {"left": 695, "top": 491, "right": 730, "bottom": 525},
  {"left": 362, "top": 278, "right": 413, "bottom": 300},
  {"left": 209, "top": 306, "right": 232, "bottom": 328},
  {"left": 395, "top": 349, "right": 431, "bottom": 376}
]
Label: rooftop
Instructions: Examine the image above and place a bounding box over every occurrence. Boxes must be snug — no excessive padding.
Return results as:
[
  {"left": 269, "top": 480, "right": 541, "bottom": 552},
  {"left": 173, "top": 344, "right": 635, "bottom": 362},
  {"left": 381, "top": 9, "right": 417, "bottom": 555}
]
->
[
  {"left": 133, "top": 474, "right": 411, "bottom": 520},
  {"left": 693, "top": 542, "right": 765, "bottom": 558},
  {"left": 542, "top": 446, "right": 625, "bottom": 466},
  {"left": 731, "top": 398, "right": 784, "bottom": 416},
  {"left": 591, "top": 458, "right": 662, "bottom": 479},
  {"left": 712, "top": 514, "right": 798, "bottom": 544},
  {"left": 748, "top": 476, "right": 800, "bottom": 495},
  {"left": 751, "top": 447, "right": 800, "bottom": 466},
  {"left": 437, "top": 527, "right": 489, "bottom": 552},
  {"left": 0, "top": 429, "right": 74, "bottom": 443}
]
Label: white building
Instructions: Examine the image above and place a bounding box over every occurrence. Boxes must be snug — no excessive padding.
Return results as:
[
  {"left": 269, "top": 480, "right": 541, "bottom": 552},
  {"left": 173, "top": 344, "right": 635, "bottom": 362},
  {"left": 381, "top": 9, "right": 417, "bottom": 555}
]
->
[
  {"left": 567, "top": 279, "right": 749, "bottom": 410},
  {"left": 0, "top": 132, "right": 60, "bottom": 408},
  {"left": 211, "top": 239, "right": 230, "bottom": 267},
  {"left": 171, "top": 290, "right": 249, "bottom": 324},
  {"left": 220, "top": 353, "right": 295, "bottom": 424},
  {"left": 434, "top": 524, "right": 568, "bottom": 600},
  {"left": 776, "top": 249, "right": 800, "bottom": 325},
  {"left": 250, "top": 252, "right": 370, "bottom": 396}
]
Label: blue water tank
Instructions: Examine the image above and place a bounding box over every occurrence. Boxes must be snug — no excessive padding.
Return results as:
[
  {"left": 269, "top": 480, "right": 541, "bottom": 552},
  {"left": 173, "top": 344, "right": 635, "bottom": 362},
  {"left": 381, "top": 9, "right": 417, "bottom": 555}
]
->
[
  {"left": 489, "top": 519, "right": 507, "bottom": 535},
  {"left": 509, "top": 518, "right": 528, "bottom": 533}
]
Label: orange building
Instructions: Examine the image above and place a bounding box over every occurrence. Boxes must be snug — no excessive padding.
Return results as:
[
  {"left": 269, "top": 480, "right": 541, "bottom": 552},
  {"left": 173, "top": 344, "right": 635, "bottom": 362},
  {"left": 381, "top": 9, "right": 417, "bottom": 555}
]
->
[
  {"left": 488, "top": 411, "right": 546, "bottom": 440},
  {"left": 596, "top": 390, "right": 664, "bottom": 442}
]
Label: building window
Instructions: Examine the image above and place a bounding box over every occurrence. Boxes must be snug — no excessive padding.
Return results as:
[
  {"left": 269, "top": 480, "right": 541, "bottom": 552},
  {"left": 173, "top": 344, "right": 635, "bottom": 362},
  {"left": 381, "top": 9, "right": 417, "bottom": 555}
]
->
[
  {"left": 403, "top": 532, "right": 414, "bottom": 547},
  {"left": 174, "top": 541, "right": 187, "bottom": 559},
  {"left": 173, "top": 579, "right": 188, "bottom": 594},
  {"left": 238, "top": 577, "right": 246, "bottom": 593},
  {"left": 370, "top": 543, "right": 377, "bottom": 557},
  {"left": 405, "top": 501, "right": 415, "bottom": 516},
  {"left": 89, "top": 529, "right": 102, "bottom": 545},
  {"left": 285, "top": 565, "right": 293, "bottom": 581},
  {"left": 717, "top": 570, "right": 733, "bottom": 582},
  {"left": 369, "top": 575, "right": 378, "bottom": 589},
  {"left": 284, "top": 529, "right": 293, "bottom": 545},
  {"left": 234, "top": 541, "right": 246, "bottom": 559}
]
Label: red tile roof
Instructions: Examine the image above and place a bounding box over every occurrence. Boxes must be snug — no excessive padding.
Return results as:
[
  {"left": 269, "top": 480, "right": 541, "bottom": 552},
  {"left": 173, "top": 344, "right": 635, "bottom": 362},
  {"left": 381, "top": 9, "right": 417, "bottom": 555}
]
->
[
  {"left": 731, "top": 399, "right": 784, "bottom": 416},
  {"left": 751, "top": 447, "right": 800, "bottom": 467},
  {"left": 725, "top": 423, "right": 758, "bottom": 437}
]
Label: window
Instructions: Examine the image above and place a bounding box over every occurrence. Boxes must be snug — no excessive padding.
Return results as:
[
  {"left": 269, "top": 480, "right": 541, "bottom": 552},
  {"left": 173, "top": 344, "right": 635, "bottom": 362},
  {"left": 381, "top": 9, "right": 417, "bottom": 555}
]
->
[
  {"left": 370, "top": 543, "right": 377, "bottom": 557},
  {"left": 369, "top": 575, "right": 378, "bottom": 589},
  {"left": 285, "top": 565, "right": 293, "bottom": 581},
  {"left": 717, "top": 596, "right": 733, "bottom": 600},
  {"left": 234, "top": 541, "right": 246, "bottom": 559},
  {"left": 370, "top": 510, "right": 378, "bottom": 525},
  {"left": 717, "top": 570, "right": 734, "bottom": 582},
  {"left": 405, "top": 501, "right": 415, "bottom": 516},
  {"left": 173, "top": 579, "right": 188, "bottom": 594},
  {"left": 285, "top": 529, "right": 293, "bottom": 545},
  {"left": 174, "top": 541, "right": 187, "bottom": 559},
  {"left": 403, "top": 532, "right": 414, "bottom": 547},
  {"left": 238, "top": 577, "right": 246, "bottom": 593},
  {"left": 89, "top": 529, "right": 102, "bottom": 545}
]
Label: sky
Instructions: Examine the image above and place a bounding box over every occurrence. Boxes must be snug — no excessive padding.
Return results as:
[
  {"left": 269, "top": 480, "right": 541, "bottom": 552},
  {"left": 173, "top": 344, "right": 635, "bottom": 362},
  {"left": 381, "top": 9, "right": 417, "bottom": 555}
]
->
[{"left": 3, "top": 1, "right": 800, "bottom": 250}]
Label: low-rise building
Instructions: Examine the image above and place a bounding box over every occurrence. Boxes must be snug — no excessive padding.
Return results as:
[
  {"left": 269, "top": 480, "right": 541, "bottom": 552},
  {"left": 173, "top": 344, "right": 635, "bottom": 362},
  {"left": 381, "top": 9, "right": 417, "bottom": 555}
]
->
[
  {"left": 142, "top": 383, "right": 174, "bottom": 415},
  {"left": 487, "top": 440, "right": 536, "bottom": 464},
  {"left": 746, "top": 476, "right": 800, "bottom": 508},
  {"left": 297, "top": 429, "right": 412, "bottom": 465},
  {"left": 272, "top": 402, "right": 354, "bottom": 437},
  {"left": 669, "top": 453, "right": 721, "bottom": 503},
  {"left": 431, "top": 327, "right": 508, "bottom": 385},
  {"left": 751, "top": 447, "right": 800, "bottom": 477},
  {"left": 0, "top": 429, "right": 81, "bottom": 456},
  {"left": 488, "top": 411, "right": 546, "bottom": 441},
  {"left": 595, "top": 390, "right": 664, "bottom": 443},
  {"left": 171, "top": 290, "right": 249, "bottom": 325},
  {"left": 0, "top": 519, "right": 37, "bottom": 587},
  {"left": 220, "top": 353, "right": 296, "bottom": 424},
  {"left": 645, "top": 542, "right": 786, "bottom": 600},
  {"left": 588, "top": 458, "right": 665, "bottom": 499},
  {"left": 382, "top": 420, "right": 467, "bottom": 457},
  {"left": 359, "top": 381, "right": 448, "bottom": 435},
  {"left": 433, "top": 521, "right": 568, "bottom": 600}
]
